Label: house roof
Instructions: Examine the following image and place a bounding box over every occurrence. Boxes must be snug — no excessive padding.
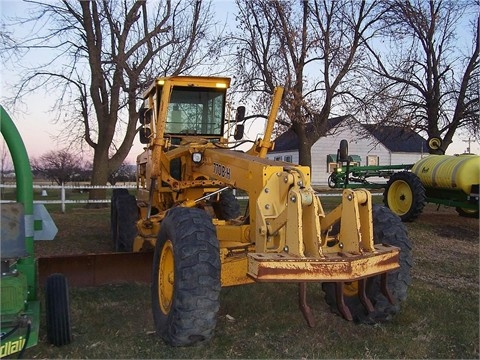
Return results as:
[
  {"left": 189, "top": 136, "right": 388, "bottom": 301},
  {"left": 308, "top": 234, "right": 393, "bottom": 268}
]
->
[
  {"left": 271, "top": 116, "right": 429, "bottom": 153},
  {"left": 361, "top": 124, "right": 429, "bottom": 153}
]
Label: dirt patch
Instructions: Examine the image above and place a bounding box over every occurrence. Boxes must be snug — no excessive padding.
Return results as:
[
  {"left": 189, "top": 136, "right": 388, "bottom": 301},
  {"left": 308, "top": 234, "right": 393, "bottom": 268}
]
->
[
  {"left": 416, "top": 205, "right": 478, "bottom": 242},
  {"left": 408, "top": 204, "right": 479, "bottom": 296},
  {"left": 433, "top": 225, "right": 478, "bottom": 241}
]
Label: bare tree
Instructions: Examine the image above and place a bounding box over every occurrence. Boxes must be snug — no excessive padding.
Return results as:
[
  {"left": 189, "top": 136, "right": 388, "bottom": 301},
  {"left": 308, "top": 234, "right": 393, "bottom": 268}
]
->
[
  {"left": 365, "top": 0, "right": 479, "bottom": 154},
  {"left": 32, "top": 149, "right": 84, "bottom": 185},
  {"left": 3, "top": 0, "right": 221, "bottom": 201},
  {"left": 0, "top": 142, "right": 13, "bottom": 192},
  {"left": 0, "top": 26, "right": 19, "bottom": 63},
  {"left": 231, "top": 0, "right": 385, "bottom": 166},
  {"left": 108, "top": 161, "right": 135, "bottom": 185}
]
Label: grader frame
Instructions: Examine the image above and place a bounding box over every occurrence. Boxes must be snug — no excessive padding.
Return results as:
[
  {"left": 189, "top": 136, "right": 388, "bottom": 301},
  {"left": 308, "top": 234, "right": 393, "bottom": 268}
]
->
[{"left": 107, "top": 76, "right": 412, "bottom": 345}]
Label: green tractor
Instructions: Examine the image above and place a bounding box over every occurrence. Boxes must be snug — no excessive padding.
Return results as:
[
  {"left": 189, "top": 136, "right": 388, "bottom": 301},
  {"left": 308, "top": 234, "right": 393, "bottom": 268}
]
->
[
  {"left": 1, "top": 106, "right": 72, "bottom": 358},
  {"left": 329, "top": 139, "right": 479, "bottom": 221}
]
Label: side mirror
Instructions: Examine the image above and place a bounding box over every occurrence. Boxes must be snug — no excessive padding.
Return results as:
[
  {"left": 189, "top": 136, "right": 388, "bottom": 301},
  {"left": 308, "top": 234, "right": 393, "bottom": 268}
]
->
[
  {"left": 234, "top": 124, "right": 244, "bottom": 140},
  {"left": 138, "top": 105, "right": 146, "bottom": 124},
  {"left": 235, "top": 106, "right": 246, "bottom": 123},
  {"left": 139, "top": 127, "right": 152, "bottom": 144}
]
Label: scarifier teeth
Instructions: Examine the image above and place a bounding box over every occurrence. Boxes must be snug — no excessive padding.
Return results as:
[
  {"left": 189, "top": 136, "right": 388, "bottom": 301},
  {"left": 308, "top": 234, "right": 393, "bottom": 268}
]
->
[
  {"left": 299, "top": 275, "right": 394, "bottom": 327},
  {"left": 381, "top": 272, "right": 395, "bottom": 304},
  {"left": 299, "top": 283, "right": 315, "bottom": 327},
  {"left": 335, "top": 282, "right": 353, "bottom": 321},
  {"left": 358, "top": 278, "right": 374, "bottom": 313}
]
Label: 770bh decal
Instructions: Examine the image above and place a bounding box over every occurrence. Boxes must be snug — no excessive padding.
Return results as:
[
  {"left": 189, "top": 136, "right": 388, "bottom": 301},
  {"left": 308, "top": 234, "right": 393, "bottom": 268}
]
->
[{"left": 213, "top": 162, "right": 231, "bottom": 180}]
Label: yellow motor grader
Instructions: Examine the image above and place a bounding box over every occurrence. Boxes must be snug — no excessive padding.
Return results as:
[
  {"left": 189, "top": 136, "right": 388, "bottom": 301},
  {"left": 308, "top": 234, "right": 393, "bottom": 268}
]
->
[{"left": 111, "top": 76, "right": 412, "bottom": 346}]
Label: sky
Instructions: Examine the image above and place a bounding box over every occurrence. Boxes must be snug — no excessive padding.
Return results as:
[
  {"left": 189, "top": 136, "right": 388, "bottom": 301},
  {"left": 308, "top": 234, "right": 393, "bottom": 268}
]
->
[
  {"left": 0, "top": 0, "right": 239, "bottom": 164},
  {"left": 1, "top": 0, "right": 479, "bottom": 166}
]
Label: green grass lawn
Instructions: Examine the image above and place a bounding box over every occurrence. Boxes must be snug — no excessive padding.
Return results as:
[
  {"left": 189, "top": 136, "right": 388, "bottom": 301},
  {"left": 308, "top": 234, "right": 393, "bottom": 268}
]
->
[{"left": 4, "top": 189, "right": 478, "bottom": 359}]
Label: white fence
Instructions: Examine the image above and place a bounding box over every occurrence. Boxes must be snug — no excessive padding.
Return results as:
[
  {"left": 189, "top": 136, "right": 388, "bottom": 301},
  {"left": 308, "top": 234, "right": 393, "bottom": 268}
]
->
[
  {"left": 1, "top": 183, "right": 382, "bottom": 214},
  {"left": 0, "top": 184, "right": 137, "bottom": 213}
]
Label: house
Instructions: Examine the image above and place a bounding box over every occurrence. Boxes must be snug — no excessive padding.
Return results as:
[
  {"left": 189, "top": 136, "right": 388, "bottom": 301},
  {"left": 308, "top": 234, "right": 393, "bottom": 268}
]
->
[{"left": 267, "top": 115, "right": 429, "bottom": 185}]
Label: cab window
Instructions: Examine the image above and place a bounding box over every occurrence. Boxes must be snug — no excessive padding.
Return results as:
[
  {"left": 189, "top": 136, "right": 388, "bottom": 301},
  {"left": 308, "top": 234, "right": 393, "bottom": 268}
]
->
[{"left": 165, "top": 87, "right": 226, "bottom": 136}]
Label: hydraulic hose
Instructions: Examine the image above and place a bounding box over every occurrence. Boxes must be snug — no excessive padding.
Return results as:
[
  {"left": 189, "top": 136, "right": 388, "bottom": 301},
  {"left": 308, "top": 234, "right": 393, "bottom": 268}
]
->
[{"left": 0, "top": 324, "right": 20, "bottom": 341}]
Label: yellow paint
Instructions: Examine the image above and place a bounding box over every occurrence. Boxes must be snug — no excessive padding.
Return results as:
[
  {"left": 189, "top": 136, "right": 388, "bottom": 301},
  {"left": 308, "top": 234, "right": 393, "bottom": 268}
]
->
[{"left": 129, "top": 75, "right": 401, "bottom": 289}]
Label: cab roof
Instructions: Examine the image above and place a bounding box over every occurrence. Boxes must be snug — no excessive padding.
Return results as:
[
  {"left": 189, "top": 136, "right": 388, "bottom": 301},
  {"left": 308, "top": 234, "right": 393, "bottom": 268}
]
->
[{"left": 143, "top": 76, "right": 231, "bottom": 97}]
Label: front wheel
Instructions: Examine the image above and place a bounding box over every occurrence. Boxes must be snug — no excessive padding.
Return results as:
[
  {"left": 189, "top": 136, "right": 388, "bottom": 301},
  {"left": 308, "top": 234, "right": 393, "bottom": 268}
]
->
[
  {"left": 323, "top": 204, "right": 413, "bottom": 324},
  {"left": 151, "top": 207, "right": 221, "bottom": 346},
  {"left": 383, "top": 171, "right": 426, "bottom": 222},
  {"left": 45, "top": 273, "right": 72, "bottom": 346},
  {"left": 327, "top": 174, "right": 337, "bottom": 188},
  {"left": 456, "top": 207, "right": 479, "bottom": 218}
]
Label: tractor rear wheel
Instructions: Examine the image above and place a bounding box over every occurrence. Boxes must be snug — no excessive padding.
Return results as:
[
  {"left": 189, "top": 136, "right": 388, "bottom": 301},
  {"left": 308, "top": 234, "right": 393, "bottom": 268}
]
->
[
  {"left": 112, "top": 193, "right": 137, "bottom": 252},
  {"left": 383, "top": 171, "right": 426, "bottom": 222},
  {"left": 322, "top": 204, "right": 412, "bottom": 324},
  {"left": 45, "top": 273, "right": 72, "bottom": 346},
  {"left": 151, "top": 207, "right": 221, "bottom": 346}
]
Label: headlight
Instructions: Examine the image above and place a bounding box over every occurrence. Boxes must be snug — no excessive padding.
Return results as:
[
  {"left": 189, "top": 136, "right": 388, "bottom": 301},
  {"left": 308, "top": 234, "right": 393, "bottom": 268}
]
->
[{"left": 192, "top": 152, "right": 202, "bottom": 163}]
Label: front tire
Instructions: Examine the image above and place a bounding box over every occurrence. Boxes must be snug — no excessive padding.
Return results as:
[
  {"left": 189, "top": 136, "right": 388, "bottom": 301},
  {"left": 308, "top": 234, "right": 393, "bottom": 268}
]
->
[
  {"left": 455, "top": 207, "right": 479, "bottom": 218},
  {"left": 323, "top": 205, "right": 413, "bottom": 324},
  {"left": 151, "top": 207, "right": 221, "bottom": 346},
  {"left": 327, "top": 174, "right": 337, "bottom": 188},
  {"left": 45, "top": 273, "right": 72, "bottom": 346},
  {"left": 384, "top": 171, "right": 426, "bottom": 222}
]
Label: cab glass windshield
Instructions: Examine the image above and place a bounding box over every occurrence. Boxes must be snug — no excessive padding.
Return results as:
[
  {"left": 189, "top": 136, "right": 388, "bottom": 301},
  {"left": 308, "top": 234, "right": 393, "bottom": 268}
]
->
[{"left": 165, "top": 87, "right": 226, "bottom": 136}]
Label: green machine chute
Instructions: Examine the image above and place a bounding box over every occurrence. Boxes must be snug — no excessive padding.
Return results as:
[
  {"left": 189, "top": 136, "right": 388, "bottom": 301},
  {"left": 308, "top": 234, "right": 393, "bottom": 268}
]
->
[{"left": 1, "top": 106, "right": 71, "bottom": 358}]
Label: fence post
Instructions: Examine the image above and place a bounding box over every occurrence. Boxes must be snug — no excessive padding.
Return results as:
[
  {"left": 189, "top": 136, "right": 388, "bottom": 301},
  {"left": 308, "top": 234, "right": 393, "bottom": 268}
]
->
[{"left": 61, "top": 183, "right": 66, "bottom": 213}]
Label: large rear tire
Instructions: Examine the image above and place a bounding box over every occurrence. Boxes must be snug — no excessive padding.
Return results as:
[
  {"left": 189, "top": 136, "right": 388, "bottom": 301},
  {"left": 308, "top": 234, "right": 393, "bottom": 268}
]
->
[
  {"left": 111, "top": 189, "right": 129, "bottom": 244},
  {"left": 45, "top": 273, "right": 72, "bottom": 346},
  {"left": 323, "top": 204, "right": 412, "bottom": 324},
  {"left": 111, "top": 192, "right": 137, "bottom": 252},
  {"left": 383, "top": 171, "right": 426, "bottom": 222},
  {"left": 213, "top": 189, "right": 241, "bottom": 220},
  {"left": 151, "top": 207, "right": 221, "bottom": 346}
]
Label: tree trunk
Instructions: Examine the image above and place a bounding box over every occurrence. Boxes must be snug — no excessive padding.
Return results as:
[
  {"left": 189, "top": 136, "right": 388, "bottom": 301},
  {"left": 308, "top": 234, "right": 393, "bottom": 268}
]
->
[
  {"left": 88, "top": 146, "right": 110, "bottom": 207},
  {"left": 293, "top": 122, "right": 312, "bottom": 167}
]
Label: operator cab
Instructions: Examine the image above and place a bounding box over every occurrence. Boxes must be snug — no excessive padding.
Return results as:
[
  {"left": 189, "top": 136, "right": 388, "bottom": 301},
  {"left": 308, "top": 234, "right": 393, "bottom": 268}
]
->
[{"left": 138, "top": 76, "right": 231, "bottom": 144}]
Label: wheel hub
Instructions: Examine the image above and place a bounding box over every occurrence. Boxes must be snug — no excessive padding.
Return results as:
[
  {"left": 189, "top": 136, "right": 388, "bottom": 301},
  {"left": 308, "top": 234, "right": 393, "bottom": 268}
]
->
[{"left": 158, "top": 240, "right": 174, "bottom": 314}]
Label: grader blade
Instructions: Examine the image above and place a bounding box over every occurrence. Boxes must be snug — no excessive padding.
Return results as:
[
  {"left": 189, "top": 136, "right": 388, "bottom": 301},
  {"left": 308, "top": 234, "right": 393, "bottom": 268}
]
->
[{"left": 38, "top": 252, "right": 153, "bottom": 287}]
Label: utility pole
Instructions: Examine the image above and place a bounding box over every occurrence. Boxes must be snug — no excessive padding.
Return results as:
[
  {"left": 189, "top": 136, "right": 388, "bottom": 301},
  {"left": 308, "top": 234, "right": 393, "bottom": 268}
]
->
[{"left": 462, "top": 138, "right": 472, "bottom": 153}]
